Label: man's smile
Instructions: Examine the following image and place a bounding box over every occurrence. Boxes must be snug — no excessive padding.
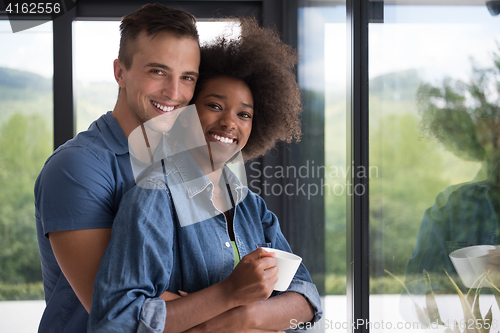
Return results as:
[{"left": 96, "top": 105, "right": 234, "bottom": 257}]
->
[{"left": 151, "top": 100, "right": 177, "bottom": 112}]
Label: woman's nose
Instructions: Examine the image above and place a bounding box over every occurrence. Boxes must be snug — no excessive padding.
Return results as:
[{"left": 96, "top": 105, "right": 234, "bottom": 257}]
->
[{"left": 220, "top": 112, "right": 237, "bottom": 130}]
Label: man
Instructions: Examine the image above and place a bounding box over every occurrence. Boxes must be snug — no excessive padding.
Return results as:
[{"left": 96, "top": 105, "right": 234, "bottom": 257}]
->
[{"left": 34, "top": 4, "right": 200, "bottom": 332}]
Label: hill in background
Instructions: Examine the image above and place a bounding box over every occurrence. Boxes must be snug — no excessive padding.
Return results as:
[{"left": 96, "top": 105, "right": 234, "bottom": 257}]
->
[{"left": 0, "top": 67, "right": 117, "bottom": 133}]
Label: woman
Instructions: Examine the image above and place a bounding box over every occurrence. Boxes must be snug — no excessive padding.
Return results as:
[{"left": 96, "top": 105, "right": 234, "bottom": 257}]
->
[{"left": 89, "top": 19, "right": 322, "bottom": 333}]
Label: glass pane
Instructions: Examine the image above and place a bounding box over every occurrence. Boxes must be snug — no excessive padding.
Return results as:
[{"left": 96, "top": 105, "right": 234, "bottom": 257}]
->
[
  {"left": 298, "top": 2, "right": 347, "bottom": 331},
  {"left": 73, "top": 21, "right": 121, "bottom": 134},
  {"left": 73, "top": 20, "right": 240, "bottom": 134},
  {"left": 369, "top": 3, "right": 500, "bottom": 332},
  {"left": 0, "top": 21, "right": 53, "bottom": 331}
]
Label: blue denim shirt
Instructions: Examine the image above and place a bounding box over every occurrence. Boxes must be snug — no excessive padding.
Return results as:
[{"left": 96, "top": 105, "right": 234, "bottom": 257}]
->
[
  {"left": 89, "top": 151, "right": 322, "bottom": 332},
  {"left": 35, "top": 111, "right": 135, "bottom": 333}
]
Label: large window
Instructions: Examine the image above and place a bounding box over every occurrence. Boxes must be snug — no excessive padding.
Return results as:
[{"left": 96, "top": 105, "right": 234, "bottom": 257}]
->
[
  {"left": 297, "top": 2, "right": 348, "bottom": 331},
  {"left": 0, "top": 20, "right": 53, "bottom": 331},
  {"left": 369, "top": 3, "right": 500, "bottom": 331}
]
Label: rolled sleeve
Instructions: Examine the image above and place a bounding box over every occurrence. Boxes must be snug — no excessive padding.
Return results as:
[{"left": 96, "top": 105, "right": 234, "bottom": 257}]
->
[
  {"left": 283, "top": 279, "right": 322, "bottom": 328},
  {"left": 88, "top": 180, "right": 174, "bottom": 333},
  {"left": 137, "top": 299, "right": 167, "bottom": 333}
]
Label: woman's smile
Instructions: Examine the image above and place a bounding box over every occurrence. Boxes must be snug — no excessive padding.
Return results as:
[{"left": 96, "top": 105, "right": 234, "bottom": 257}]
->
[{"left": 208, "top": 131, "right": 237, "bottom": 145}]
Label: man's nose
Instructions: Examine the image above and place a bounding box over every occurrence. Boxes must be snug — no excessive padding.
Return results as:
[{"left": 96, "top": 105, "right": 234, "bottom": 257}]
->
[{"left": 161, "top": 77, "right": 180, "bottom": 101}]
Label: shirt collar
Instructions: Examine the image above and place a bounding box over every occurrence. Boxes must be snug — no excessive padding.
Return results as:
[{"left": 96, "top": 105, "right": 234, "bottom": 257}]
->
[
  {"left": 96, "top": 111, "right": 129, "bottom": 155},
  {"left": 130, "top": 133, "right": 175, "bottom": 184},
  {"left": 169, "top": 150, "right": 211, "bottom": 198},
  {"left": 169, "top": 150, "right": 246, "bottom": 200}
]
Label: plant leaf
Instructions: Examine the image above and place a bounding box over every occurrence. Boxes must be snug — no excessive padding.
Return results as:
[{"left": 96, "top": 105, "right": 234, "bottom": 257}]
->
[
  {"left": 472, "top": 286, "right": 483, "bottom": 323},
  {"left": 385, "top": 269, "right": 430, "bottom": 326},
  {"left": 481, "top": 306, "right": 492, "bottom": 333},
  {"left": 424, "top": 270, "right": 445, "bottom": 325},
  {"left": 484, "top": 273, "right": 500, "bottom": 312},
  {"left": 444, "top": 269, "right": 480, "bottom": 333}
]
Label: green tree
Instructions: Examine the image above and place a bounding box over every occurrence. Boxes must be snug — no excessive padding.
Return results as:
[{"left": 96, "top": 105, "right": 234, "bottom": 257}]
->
[
  {"left": 0, "top": 113, "right": 52, "bottom": 283},
  {"left": 417, "top": 46, "right": 500, "bottom": 173},
  {"left": 369, "top": 113, "right": 450, "bottom": 277}
]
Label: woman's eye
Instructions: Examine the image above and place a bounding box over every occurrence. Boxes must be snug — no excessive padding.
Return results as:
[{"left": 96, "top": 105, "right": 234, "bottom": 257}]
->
[
  {"left": 208, "top": 104, "right": 222, "bottom": 110},
  {"left": 240, "top": 112, "right": 252, "bottom": 119}
]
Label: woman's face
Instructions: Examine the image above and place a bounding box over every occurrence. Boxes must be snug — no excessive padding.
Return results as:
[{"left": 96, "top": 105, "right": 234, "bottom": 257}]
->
[{"left": 189, "top": 76, "right": 254, "bottom": 165}]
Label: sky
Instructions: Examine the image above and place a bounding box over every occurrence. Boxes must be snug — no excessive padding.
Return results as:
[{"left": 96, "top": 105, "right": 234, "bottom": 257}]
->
[
  {"left": 1, "top": 5, "right": 499, "bottom": 90},
  {"left": 0, "top": 20, "right": 239, "bottom": 82},
  {"left": 299, "top": 5, "right": 500, "bottom": 91}
]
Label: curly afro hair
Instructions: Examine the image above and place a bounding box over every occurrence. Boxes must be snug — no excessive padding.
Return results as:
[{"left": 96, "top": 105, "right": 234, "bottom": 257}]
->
[{"left": 192, "top": 18, "right": 302, "bottom": 161}]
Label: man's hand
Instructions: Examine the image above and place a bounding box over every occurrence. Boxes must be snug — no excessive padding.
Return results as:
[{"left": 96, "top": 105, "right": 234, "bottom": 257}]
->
[{"left": 221, "top": 248, "right": 278, "bottom": 307}]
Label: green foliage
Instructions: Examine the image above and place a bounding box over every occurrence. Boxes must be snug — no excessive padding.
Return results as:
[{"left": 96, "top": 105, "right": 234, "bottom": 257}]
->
[
  {"left": 325, "top": 274, "right": 410, "bottom": 295},
  {"left": 324, "top": 92, "right": 347, "bottom": 277},
  {"left": 0, "top": 113, "right": 52, "bottom": 284},
  {"left": 0, "top": 281, "right": 44, "bottom": 300},
  {"left": 369, "top": 112, "right": 452, "bottom": 277},
  {"left": 75, "top": 81, "right": 117, "bottom": 133},
  {"left": 0, "top": 67, "right": 51, "bottom": 94},
  {"left": 417, "top": 46, "right": 500, "bottom": 163},
  {"left": 0, "top": 67, "right": 52, "bottom": 125}
]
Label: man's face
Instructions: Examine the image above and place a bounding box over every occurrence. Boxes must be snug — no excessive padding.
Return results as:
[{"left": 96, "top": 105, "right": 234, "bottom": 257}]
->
[{"left": 115, "top": 31, "right": 200, "bottom": 133}]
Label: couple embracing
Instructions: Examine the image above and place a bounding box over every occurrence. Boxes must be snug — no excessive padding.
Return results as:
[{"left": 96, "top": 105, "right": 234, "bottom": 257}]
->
[{"left": 35, "top": 4, "right": 322, "bottom": 332}]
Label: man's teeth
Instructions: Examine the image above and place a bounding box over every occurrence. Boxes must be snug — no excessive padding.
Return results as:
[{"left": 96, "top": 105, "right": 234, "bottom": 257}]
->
[
  {"left": 152, "top": 101, "right": 175, "bottom": 112},
  {"left": 212, "top": 134, "right": 234, "bottom": 144}
]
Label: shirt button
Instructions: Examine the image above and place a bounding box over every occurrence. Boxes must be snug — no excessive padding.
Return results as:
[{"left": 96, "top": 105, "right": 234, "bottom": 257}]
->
[
  {"left": 214, "top": 210, "right": 219, "bottom": 215},
  {"left": 225, "top": 242, "right": 231, "bottom": 248},
  {"left": 206, "top": 187, "right": 211, "bottom": 192}
]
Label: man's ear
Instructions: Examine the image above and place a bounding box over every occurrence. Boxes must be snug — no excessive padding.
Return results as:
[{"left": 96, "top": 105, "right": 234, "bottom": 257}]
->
[{"left": 113, "top": 59, "right": 126, "bottom": 88}]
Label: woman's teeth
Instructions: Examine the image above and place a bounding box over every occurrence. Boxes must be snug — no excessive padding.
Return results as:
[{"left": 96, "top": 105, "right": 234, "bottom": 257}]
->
[
  {"left": 152, "top": 101, "right": 175, "bottom": 112},
  {"left": 212, "top": 133, "right": 234, "bottom": 144}
]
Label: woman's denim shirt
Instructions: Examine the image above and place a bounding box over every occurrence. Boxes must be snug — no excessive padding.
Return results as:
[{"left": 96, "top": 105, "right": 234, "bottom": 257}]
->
[{"left": 88, "top": 151, "right": 322, "bottom": 332}]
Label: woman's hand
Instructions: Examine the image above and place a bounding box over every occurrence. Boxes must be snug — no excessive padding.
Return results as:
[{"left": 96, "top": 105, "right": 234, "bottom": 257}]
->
[{"left": 222, "top": 248, "right": 278, "bottom": 307}]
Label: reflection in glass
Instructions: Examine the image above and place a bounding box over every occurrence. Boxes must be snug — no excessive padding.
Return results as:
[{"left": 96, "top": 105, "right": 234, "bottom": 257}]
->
[
  {"left": 369, "top": 4, "right": 500, "bottom": 331},
  {"left": 298, "top": 3, "right": 347, "bottom": 331}
]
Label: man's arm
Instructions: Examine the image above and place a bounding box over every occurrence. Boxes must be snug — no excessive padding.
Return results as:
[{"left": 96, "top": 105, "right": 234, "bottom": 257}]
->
[
  {"left": 49, "top": 228, "right": 112, "bottom": 313},
  {"left": 50, "top": 228, "right": 182, "bottom": 313}
]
